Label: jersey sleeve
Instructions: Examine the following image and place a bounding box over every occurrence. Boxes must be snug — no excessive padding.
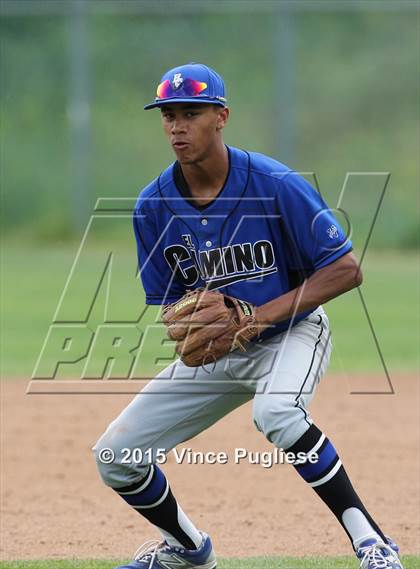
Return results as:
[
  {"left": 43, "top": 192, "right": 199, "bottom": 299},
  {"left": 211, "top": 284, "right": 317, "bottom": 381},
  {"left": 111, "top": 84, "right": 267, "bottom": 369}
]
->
[
  {"left": 276, "top": 172, "right": 352, "bottom": 271},
  {"left": 133, "top": 202, "right": 185, "bottom": 305}
]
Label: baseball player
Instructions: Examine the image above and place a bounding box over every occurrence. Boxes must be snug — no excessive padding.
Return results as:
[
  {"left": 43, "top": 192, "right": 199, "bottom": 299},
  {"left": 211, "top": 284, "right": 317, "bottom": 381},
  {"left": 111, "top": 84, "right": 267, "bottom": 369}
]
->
[{"left": 93, "top": 63, "right": 403, "bottom": 569}]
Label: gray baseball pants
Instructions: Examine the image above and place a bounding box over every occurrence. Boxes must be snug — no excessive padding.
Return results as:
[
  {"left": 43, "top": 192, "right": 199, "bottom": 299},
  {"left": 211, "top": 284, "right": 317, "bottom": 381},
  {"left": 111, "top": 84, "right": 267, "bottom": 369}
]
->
[{"left": 93, "top": 306, "right": 332, "bottom": 488}]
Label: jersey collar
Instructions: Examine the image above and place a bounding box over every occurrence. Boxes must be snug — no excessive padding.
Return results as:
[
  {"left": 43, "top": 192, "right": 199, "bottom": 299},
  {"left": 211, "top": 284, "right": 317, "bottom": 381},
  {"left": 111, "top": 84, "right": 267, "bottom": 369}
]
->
[
  {"left": 158, "top": 145, "right": 251, "bottom": 217},
  {"left": 173, "top": 146, "right": 231, "bottom": 212}
]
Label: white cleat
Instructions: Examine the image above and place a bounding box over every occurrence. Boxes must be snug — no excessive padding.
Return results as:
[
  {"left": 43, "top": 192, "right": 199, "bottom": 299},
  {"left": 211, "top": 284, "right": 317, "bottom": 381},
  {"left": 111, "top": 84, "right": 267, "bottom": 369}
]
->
[{"left": 356, "top": 537, "right": 403, "bottom": 569}]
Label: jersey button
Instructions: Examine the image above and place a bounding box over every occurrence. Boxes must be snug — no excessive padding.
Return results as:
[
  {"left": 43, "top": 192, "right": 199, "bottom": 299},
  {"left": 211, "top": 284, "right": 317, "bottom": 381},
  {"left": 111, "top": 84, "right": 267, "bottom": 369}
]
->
[
  {"left": 201, "top": 218, "right": 208, "bottom": 226},
  {"left": 205, "top": 240, "right": 212, "bottom": 247}
]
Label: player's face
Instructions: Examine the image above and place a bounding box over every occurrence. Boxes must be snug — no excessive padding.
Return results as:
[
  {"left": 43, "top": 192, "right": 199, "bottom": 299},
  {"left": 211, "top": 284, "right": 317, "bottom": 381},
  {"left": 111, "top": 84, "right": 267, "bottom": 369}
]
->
[{"left": 160, "top": 103, "right": 229, "bottom": 164}]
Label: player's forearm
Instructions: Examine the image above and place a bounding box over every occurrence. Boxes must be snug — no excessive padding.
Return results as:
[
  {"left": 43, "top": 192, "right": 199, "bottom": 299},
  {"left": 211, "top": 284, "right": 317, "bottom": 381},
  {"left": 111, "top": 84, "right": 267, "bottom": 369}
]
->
[{"left": 255, "top": 252, "right": 362, "bottom": 330}]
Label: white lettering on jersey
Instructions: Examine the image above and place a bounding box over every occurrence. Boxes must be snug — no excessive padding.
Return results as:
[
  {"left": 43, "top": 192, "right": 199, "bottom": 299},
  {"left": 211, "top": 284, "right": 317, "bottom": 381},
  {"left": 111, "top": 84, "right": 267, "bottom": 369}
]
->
[{"left": 164, "top": 236, "right": 277, "bottom": 288}]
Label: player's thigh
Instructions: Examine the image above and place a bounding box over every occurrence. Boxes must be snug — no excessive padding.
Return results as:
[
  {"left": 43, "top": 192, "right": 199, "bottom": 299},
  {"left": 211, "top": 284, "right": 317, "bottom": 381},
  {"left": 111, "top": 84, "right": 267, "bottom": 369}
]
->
[
  {"left": 94, "top": 357, "right": 253, "bottom": 463},
  {"left": 252, "top": 307, "right": 332, "bottom": 448},
  {"left": 263, "top": 308, "right": 331, "bottom": 396}
]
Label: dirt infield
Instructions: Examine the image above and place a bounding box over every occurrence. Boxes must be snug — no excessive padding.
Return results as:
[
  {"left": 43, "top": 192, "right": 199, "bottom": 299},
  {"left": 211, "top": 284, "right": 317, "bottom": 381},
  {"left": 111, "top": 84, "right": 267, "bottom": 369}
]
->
[{"left": 1, "top": 374, "right": 419, "bottom": 561}]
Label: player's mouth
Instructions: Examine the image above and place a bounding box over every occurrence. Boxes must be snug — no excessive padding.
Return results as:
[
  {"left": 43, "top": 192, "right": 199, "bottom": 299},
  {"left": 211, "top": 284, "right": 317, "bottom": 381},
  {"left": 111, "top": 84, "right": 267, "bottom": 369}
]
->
[{"left": 172, "top": 141, "right": 190, "bottom": 150}]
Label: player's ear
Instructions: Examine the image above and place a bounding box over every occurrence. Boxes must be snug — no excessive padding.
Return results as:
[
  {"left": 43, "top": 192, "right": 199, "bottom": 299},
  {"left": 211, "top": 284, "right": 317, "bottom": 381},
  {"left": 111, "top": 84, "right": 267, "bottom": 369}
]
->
[{"left": 216, "top": 106, "right": 229, "bottom": 131}]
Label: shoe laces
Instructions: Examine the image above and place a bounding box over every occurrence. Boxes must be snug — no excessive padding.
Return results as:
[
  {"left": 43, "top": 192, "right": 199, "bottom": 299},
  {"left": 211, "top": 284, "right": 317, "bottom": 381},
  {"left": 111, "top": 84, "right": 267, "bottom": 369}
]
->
[
  {"left": 358, "top": 541, "right": 398, "bottom": 568},
  {"left": 133, "top": 539, "right": 168, "bottom": 569}
]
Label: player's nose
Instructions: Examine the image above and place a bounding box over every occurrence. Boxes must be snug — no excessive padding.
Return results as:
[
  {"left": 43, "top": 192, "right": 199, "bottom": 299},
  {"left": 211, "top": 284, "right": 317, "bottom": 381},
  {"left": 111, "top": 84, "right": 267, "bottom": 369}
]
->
[{"left": 170, "top": 118, "right": 187, "bottom": 134}]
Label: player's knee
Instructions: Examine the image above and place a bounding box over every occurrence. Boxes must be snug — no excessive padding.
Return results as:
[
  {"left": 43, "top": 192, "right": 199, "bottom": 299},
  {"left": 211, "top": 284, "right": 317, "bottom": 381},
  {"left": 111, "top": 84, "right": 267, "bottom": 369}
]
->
[
  {"left": 252, "top": 395, "right": 309, "bottom": 449},
  {"left": 92, "top": 428, "right": 149, "bottom": 488}
]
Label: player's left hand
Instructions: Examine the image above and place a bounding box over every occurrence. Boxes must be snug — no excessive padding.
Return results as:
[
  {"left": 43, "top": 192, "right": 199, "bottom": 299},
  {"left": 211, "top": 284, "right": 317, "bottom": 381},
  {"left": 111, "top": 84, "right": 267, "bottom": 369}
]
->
[{"left": 161, "top": 288, "right": 259, "bottom": 367}]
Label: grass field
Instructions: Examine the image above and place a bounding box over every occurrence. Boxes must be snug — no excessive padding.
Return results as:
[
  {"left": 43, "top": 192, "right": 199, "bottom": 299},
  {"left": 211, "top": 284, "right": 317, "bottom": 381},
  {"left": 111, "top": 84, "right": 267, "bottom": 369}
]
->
[
  {"left": 1, "top": 557, "right": 419, "bottom": 568},
  {"left": 1, "top": 244, "right": 418, "bottom": 378}
]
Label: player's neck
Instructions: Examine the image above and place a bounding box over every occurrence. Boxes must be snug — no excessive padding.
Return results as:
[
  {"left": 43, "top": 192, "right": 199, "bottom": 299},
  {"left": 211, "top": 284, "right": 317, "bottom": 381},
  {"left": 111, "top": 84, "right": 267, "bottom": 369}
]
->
[{"left": 180, "top": 142, "right": 229, "bottom": 203}]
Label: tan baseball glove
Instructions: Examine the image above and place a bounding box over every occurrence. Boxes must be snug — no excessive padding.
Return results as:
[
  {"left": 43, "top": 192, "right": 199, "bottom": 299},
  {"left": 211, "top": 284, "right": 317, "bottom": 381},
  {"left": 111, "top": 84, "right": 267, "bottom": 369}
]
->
[{"left": 161, "top": 288, "right": 259, "bottom": 367}]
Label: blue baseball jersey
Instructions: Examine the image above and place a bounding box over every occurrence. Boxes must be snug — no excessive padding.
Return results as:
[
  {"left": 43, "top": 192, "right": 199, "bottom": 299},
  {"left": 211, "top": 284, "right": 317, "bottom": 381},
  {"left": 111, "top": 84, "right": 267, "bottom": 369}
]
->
[{"left": 133, "top": 146, "right": 352, "bottom": 339}]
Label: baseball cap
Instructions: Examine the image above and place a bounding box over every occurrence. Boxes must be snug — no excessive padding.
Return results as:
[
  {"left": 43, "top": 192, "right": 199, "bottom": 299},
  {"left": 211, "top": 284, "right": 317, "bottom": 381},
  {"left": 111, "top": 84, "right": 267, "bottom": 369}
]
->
[{"left": 144, "top": 62, "right": 227, "bottom": 110}]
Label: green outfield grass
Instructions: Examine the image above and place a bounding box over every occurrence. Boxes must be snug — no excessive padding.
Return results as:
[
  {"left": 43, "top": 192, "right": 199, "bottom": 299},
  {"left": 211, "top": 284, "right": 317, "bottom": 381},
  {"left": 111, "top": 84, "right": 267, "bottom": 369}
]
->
[
  {"left": 1, "top": 243, "right": 418, "bottom": 378},
  {"left": 1, "top": 557, "right": 419, "bottom": 569}
]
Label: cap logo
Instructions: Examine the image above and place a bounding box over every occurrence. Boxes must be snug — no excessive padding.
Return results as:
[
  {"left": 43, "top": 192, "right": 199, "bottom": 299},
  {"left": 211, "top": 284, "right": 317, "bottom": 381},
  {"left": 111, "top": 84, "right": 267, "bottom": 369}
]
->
[
  {"left": 172, "top": 73, "right": 183, "bottom": 90},
  {"left": 151, "top": 68, "right": 219, "bottom": 108}
]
